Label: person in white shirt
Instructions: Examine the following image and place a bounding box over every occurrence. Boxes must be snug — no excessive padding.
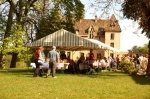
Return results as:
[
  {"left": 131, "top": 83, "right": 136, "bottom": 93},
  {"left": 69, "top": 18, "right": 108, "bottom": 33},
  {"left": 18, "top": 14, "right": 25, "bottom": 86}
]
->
[
  {"left": 138, "top": 54, "right": 144, "bottom": 70},
  {"left": 100, "top": 57, "right": 106, "bottom": 70}
]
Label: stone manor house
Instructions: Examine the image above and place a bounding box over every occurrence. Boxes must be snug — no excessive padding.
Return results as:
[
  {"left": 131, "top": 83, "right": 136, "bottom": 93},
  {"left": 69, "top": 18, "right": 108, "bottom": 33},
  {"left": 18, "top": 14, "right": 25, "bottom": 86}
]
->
[{"left": 65, "top": 14, "right": 121, "bottom": 60}]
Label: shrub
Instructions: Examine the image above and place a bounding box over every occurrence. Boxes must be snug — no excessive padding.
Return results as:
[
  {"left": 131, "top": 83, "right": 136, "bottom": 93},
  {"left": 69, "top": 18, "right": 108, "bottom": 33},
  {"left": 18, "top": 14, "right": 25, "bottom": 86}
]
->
[
  {"left": 3, "top": 55, "right": 12, "bottom": 68},
  {"left": 3, "top": 55, "right": 28, "bottom": 68},
  {"left": 119, "top": 61, "right": 138, "bottom": 75},
  {"left": 16, "top": 61, "right": 27, "bottom": 68}
]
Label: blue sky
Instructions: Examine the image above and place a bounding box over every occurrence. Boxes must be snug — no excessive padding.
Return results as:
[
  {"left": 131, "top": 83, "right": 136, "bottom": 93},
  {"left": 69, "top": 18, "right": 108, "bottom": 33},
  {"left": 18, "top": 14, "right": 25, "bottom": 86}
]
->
[{"left": 81, "top": 0, "right": 149, "bottom": 51}]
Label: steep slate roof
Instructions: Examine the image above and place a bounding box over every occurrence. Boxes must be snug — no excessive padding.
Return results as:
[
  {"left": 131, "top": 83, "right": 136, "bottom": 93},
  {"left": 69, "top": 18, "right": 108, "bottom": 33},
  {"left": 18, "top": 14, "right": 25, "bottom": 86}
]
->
[{"left": 74, "top": 14, "right": 121, "bottom": 36}]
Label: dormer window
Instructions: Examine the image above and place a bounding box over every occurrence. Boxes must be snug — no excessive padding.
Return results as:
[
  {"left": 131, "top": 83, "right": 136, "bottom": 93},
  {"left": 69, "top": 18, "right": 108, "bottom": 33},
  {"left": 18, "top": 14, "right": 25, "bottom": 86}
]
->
[
  {"left": 88, "top": 26, "right": 94, "bottom": 39},
  {"left": 85, "top": 28, "right": 88, "bottom": 34},
  {"left": 110, "top": 22, "right": 115, "bottom": 27},
  {"left": 98, "top": 28, "right": 105, "bottom": 35}
]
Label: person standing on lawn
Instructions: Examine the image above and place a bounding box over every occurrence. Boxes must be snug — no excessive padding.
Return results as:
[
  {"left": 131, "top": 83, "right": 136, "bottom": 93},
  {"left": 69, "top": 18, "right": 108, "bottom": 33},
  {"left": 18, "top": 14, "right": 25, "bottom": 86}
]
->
[
  {"left": 88, "top": 49, "right": 95, "bottom": 74},
  {"left": 46, "top": 46, "right": 59, "bottom": 78},
  {"left": 33, "top": 46, "right": 45, "bottom": 77}
]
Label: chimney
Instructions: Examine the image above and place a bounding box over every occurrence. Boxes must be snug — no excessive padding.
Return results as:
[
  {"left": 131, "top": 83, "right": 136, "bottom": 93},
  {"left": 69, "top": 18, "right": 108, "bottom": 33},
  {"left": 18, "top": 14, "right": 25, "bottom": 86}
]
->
[{"left": 95, "top": 15, "right": 98, "bottom": 23}]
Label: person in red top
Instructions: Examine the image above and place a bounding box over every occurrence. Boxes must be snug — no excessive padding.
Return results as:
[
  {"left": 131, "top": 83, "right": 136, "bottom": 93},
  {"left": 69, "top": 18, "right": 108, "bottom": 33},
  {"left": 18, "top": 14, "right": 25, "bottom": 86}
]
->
[
  {"left": 33, "top": 46, "right": 44, "bottom": 77},
  {"left": 67, "top": 57, "right": 75, "bottom": 74},
  {"left": 86, "top": 49, "right": 95, "bottom": 74},
  {"left": 89, "top": 49, "right": 94, "bottom": 69}
]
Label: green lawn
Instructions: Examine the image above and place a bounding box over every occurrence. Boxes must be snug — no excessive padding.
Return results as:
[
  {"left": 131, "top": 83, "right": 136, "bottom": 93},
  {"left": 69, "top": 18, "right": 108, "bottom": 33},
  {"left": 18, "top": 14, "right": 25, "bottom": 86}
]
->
[{"left": 0, "top": 68, "right": 150, "bottom": 99}]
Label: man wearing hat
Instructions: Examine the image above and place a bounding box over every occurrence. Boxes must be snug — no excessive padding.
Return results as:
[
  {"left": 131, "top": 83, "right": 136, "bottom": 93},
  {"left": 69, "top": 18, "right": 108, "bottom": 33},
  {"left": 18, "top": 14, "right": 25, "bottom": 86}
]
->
[{"left": 46, "top": 46, "right": 59, "bottom": 78}]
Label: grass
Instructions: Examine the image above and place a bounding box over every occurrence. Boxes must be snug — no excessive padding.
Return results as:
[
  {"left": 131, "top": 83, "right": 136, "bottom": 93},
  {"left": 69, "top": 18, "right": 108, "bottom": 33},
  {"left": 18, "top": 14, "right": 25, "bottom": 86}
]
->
[{"left": 0, "top": 68, "right": 150, "bottom": 99}]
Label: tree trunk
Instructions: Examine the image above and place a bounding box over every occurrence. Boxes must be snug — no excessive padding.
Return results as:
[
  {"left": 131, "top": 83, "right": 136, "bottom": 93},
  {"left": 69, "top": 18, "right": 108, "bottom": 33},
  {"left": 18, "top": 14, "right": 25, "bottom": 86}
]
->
[
  {"left": 146, "top": 40, "right": 150, "bottom": 78},
  {"left": 10, "top": 52, "right": 18, "bottom": 68},
  {"left": 0, "top": 51, "right": 2, "bottom": 68},
  {"left": 0, "top": 1, "right": 15, "bottom": 68}
]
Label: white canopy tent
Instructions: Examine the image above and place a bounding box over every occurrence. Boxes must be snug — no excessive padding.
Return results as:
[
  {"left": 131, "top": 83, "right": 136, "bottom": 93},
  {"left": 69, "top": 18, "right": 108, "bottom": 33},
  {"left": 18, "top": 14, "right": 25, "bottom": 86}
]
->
[
  {"left": 26, "top": 29, "right": 120, "bottom": 52},
  {"left": 87, "top": 39, "right": 120, "bottom": 52}
]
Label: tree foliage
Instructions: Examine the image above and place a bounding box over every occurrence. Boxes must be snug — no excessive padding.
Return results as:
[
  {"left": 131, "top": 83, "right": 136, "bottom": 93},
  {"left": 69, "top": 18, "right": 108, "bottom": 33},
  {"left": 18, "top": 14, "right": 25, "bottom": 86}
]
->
[
  {"left": 128, "top": 44, "right": 148, "bottom": 53},
  {"left": 37, "top": 7, "right": 64, "bottom": 39},
  {"left": 122, "top": 0, "right": 150, "bottom": 37},
  {"left": 33, "top": 0, "right": 84, "bottom": 40},
  {"left": 122, "top": 0, "right": 150, "bottom": 77},
  {"left": 140, "top": 44, "right": 149, "bottom": 53},
  {"left": 0, "top": 0, "right": 84, "bottom": 68}
]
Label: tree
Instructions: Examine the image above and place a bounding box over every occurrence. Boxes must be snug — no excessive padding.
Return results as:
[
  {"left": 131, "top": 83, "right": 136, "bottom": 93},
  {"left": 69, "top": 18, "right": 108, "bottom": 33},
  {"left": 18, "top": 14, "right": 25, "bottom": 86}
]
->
[
  {"left": 0, "top": 0, "right": 15, "bottom": 68},
  {"left": 0, "top": 0, "right": 41, "bottom": 68},
  {"left": 37, "top": 7, "right": 64, "bottom": 39},
  {"left": 128, "top": 44, "right": 148, "bottom": 53},
  {"left": 128, "top": 46, "right": 142, "bottom": 53},
  {"left": 140, "top": 44, "right": 149, "bottom": 53},
  {"left": 33, "top": 0, "right": 85, "bottom": 40},
  {"left": 82, "top": 0, "right": 123, "bottom": 19},
  {"left": 0, "top": 0, "right": 84, "bottom": 68},
  {"left": 0, "top": 1, "right": 6, "bottom": 68},
  {"left": 122, "top": 0, "right": 150, "bottom": 77}
]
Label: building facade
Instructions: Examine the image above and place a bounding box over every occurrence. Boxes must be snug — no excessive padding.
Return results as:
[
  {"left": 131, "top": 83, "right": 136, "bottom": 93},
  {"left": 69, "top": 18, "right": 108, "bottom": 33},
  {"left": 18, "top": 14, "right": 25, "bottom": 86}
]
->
[{"left": 69, "top": 14, "right": 122, "bottom": 60}]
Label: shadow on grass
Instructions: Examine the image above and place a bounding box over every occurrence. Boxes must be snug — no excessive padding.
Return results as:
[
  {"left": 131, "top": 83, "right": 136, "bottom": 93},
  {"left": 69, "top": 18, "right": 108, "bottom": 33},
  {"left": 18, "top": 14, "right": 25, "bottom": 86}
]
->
[
  {"left": 0, "top": 68, "right": 150, "bottom": 85},
  {"left": 0, "top": 68, "right": 71, "bottom": 77},
  {"left": 75, "top": 71, "right": 150, "bottom": 85},
  {"left": 0, "top": 68, "right": 33, "bottom": 76},
  {"left": 131, "top": 75, "right": 150, "bottom": 85}
]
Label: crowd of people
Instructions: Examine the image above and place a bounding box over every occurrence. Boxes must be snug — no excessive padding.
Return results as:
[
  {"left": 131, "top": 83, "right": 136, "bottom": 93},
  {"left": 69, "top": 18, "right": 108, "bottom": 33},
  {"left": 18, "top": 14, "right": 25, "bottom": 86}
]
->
[
  {"left": 121, "top": 54, "right": 148, "bottom": 74},
  {"left": 76, "top": 52, "right": 148, "bottom": 74},
  {"left": 33, "top": 46, "right": 148, "bottom": 78}
]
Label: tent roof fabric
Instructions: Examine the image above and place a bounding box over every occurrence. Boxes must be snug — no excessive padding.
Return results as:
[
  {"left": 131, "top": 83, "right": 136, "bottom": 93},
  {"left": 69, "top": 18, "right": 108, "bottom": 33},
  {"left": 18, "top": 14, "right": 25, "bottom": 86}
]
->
[
  {"left": 87, "top": 39, "right": 120, "bottom": 52},
  {"left": 26, "top": 29, "right": 120, "bottom": 52}
]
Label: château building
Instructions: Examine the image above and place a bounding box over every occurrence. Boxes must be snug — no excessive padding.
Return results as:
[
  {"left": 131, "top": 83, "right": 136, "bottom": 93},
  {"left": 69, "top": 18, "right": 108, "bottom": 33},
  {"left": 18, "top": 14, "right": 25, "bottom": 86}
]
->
[{"left": 71, "top": 14, "right": 121, "bottom": 60}]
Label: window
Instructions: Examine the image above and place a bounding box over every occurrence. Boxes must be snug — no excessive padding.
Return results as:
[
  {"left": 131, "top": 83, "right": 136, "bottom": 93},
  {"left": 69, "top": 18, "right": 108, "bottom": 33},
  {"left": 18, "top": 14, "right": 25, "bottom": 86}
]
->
[
  {"left": 110, "top": 33, "right": 114, "bottom": 40},
  {"left": 98, "top": 28, "right": 105, "bottom": 35},
  {"left": 110, "top": 42, "right": 114, "bottom": 47},
  {"left": 88, "top": 26, "right": 94, "bottom": 39},
  {"left": 110, "top": 22, "right": 115, "bottom": 27}
]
